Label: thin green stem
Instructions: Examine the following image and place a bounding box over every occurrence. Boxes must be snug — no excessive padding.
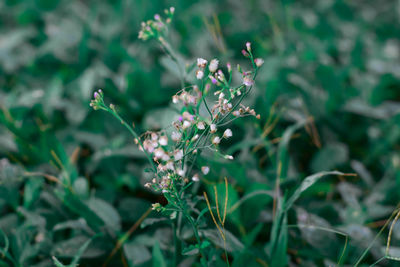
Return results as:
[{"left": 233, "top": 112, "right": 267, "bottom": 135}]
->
[
  {"left": 104, "top": 106, "right": 158, "bottom": 174},
  {"left": 171, "top": 181, "right": 207, "bottom": 267},
  {"left": 172, "top": 219, "right": 179, "bottom": 266},
  {"left": 158, "top": 39, "right": 185, "bottom": 89}
]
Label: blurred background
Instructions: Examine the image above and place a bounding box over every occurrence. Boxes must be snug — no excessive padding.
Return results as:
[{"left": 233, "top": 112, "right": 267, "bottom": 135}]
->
[{"left": 0, "top": 0, "right": 400, "bottom": 266}]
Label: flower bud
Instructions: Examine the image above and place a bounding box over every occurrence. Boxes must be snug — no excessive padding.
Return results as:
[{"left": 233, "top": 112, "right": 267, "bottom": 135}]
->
[
  {"left": 223, "top": 129, "right": 232, "bottom": 138},
  {"left": 212, "top": 136, "right": 221, "bottom": 145},
  {"left": 209, "top": 59, "right": 219, "bottom": 73},
  {"left": 196, "top": 69, "right": 204, "bottom": 79},
  {"left": 246, "top": 42, "right": 251, "bottom": 51},
  {"left": 210, "top": 124, "right": 217, "bottom": 133},
  {"left": 254, "top": 58, "right": 264, "bottom": 67},
  {"left": 201, "top": 166, "right": 210, "bottom": 175}
]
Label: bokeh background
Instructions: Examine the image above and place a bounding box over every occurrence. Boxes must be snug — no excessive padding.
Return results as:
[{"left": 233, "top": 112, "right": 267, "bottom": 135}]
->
[{"left": 1, "top": 0, "right": 400, "bottom": 266}]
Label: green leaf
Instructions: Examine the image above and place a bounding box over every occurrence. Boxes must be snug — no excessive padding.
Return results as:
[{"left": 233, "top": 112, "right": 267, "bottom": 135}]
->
[
  {"left": 23, "top": 178, "right": 44, "bottom": 209},
  {"left": 152, "top": 241, "right": 166, "bottom": 267},
  {"left": 285, "top": 171, "right": 348, "bottom": 211},
  {"left": 55, "top": 190, "right": 104, "bottom": 232},
  {"left": 52, "top": 234, "right": 99, "bottom": 266},
  {"left": 311, "top": 143, "right": 348, "bottom": 173},
  {"left": 277, "top": 119, "right": 308, "bottom": 180},
  {"left": 70, "top": 234, "right": 100, "bottom": 266},
  {"left": 88, "top": 197, "right": 121, "bottom": 232},
  {"left": 182, "top": 244, "right": 199, "bottom": 256},
  {"left": 201, "top": 229, "right": 244, "bottom": 252},
  {"left": 268, "top": 195, "right": 288, "bottom": 267},
  {"left": 123, "top": 242, "right": 151, "bottom": 265},
  {"left": 52, "top": 256, "right": 66, "bottom": 267}
]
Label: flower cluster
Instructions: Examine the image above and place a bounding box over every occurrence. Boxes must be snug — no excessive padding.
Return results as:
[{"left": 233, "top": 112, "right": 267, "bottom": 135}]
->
[
  {"left": 130, "top": 43, "right": 262, "bottom": 196},
  {"left": 89, "top": 9, "right": 264, "bottom": 264},
  {"left": 138, "top": 7, "right": 175, "bottom": 41},
  {"left": 91, "top": 42, "right": 262, "bottom": 198},
  {"left": 92, "top": 9, "right": 263, "bottom": 219}
]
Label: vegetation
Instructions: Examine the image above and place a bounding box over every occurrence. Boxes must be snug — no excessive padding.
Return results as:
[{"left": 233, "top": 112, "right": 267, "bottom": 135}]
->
[{"left": 0, "top": 0, "right": 400, "bottom": 266}]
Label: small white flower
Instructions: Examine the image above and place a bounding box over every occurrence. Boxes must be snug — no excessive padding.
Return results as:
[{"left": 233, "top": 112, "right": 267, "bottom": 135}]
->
[
  {"left": 143, "top": 139, "right": 156, "bottom": 153},
  {"left": 159, "top": 136, "right": 168, "bottom": 146},
  {"left": 162, "top": 153, "right": 170, "bottom": 161},
  {"left": 191, "top": 134, "right": 199, "bottom": 141},
  {"left": 174, "top": 149, "right": 184, "bottom": 161},
  {"left": 151, "top": 132, "right": 158, "bottom": 140},
  {"left": 196, "top": 69, "right": 204, "bottom": 79},
  {"left": 197, "top": 58, "right": 208, "bottom": 68},
  {"left": 233, "top": 110, "right": 240, "bottom": 116},
  {"left": 182, "top": 120, "right": 191, "bottom": 129},
  {"left": 219, "top": 92, "right": 225, "bottom": 99},
  {"left": 177, "top": 168, "right": 185, "bottom": 176},
  {"left": 172, "top": 95, "right": 179, "bottom": 104},
  {"left": 165, "top": 161, "right": 174, "bottom": 170},
  {"left": 210, "top": 124, "right": 217, "bottom": 133},
  {"left": 223, "top": 129, "right": 232, "bottom": 138},
  {"left": 197, "top": 121, "right": 205, "bottom": 130},
  {"left": 171, "top": 131, "right": 182, "bottom": 142},
  {"left": 225, "top": 155, "right": 234, "bottom": 160},
  {"left": 212, "top": 136, "right": 221, "bottom": 145},
  {"left": 154, "top": 148, "right": 165, "bottom": 159},
  {"left": 254, "top": 58, "right": 264, "bottom": 67},
  {"left": 182, "top": 111, "right": 194, "bottom": 121},
  {"left": 152, "top": 203, "right": 162, "bottom": 211},
  {"left": 209, "top": 59, "right": 219, "bottom": 72},
  {"left": 201, "top": 166, "right": 210, "bottom": 175},
  {"left": 144, "top": 183, "right": 152, "bottom": 188},
  {"left": 192, "top": 173, "right": 200, "bottom": 182},
  {"left": 243, "top": 76, "right": 254, "bottom": 87}
]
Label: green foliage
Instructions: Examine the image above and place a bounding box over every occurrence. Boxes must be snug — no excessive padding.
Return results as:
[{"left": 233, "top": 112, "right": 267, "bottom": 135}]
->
[{"left": 1, "top": 0, "right": 400, "bottom": 266}]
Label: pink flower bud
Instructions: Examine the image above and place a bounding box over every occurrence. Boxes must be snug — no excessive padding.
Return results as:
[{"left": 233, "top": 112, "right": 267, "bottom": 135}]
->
[
  {"left": 227, "top": 62, "right": 232, "bottom": 72},
  {"left": 246, "top": 42, "right": 251, "bottom": 51},
  {"left": 254, "top": 58, "right": 264, "bottom": 67}
]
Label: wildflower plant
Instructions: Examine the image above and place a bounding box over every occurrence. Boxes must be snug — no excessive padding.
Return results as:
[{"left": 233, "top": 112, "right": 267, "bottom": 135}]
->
[{"left": 90, "top": 7, "right": 263, "bottom": 265}]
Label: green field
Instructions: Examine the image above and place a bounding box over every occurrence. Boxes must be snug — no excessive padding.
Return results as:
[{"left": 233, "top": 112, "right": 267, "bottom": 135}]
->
[{"left": 1, "top": 0, "right": 400, "bottom": 266}]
